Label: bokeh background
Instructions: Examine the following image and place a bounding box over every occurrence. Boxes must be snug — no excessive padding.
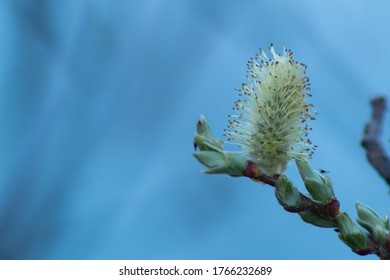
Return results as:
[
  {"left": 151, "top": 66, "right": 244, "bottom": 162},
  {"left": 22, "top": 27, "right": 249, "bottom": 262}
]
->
[{"left": 0, "top": 0, "right": 390, "bottom": 259}]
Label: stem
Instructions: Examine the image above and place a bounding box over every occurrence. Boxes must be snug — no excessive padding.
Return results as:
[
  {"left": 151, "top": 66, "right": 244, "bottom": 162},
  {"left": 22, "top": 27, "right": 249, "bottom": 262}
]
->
[
  {"left": 243, "top": 160, "right": 336, "bottom": 216},
  {"left": 361, "top": 96, "right": 390, "bottom": 186},
  {"left": 243, "top": 160, "right": 390, "bottom": 259}
]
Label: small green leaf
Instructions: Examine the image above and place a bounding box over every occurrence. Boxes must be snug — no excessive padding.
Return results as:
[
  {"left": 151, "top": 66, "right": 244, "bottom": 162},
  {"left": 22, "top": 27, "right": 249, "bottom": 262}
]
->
[
  {"left": 193, "top": 115, "right": 246, "bottom": 177},
  {"left": 296, "top": 159, "right": 335, "bottom": 204},
  {"left": 304, "top": 178, "right": 332, "bottom": 204},
  {"left": 194, "top": 115, "right": 223, "bottom": 151},
  {"left": 275, "top": 176, "right": 303, "bottom": 211},
  {"left": 356, "top": 202, "right": 390, "bottom": 246},
  {"left": 337, "top": 212, "right": 370, "bottom": 251},
  {"left": 193, "top": 151, "right": 246, "bottom": 177},
  {"left": 296, "top": 159, "right": 323, "bottom": 183},
  {"left": 299, "top": 211, "right": 337, "bottom": 228}
]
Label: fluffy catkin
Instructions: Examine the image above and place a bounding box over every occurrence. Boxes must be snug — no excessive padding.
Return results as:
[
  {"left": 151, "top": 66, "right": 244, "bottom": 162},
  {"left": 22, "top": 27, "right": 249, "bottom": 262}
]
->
[{"left": 225, "top": 44, "right": 316, "bottom": 176}]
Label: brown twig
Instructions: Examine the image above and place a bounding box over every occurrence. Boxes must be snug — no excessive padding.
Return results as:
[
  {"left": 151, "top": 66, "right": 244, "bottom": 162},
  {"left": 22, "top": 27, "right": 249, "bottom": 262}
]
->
[
  {"left": 243, "top": 160, "right": 390, "bottom": 259},
  {"left": 361, "top": 96, "right": 390, "bottom": 185},
  {"left": 243, "top": 160, "right": 337, "bottom": 216}
]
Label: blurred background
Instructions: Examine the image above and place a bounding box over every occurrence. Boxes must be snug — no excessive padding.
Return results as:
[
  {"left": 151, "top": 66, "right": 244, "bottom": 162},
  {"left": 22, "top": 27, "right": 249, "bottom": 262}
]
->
[{"left": 0, "top": 0, "right": 389, "bottom": 259}]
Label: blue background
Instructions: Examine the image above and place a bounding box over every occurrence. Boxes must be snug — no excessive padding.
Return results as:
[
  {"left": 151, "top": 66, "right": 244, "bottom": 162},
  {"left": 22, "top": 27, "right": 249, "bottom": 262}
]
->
[{"left": 0, "top": 0, "right": 390, "bottom": 259}]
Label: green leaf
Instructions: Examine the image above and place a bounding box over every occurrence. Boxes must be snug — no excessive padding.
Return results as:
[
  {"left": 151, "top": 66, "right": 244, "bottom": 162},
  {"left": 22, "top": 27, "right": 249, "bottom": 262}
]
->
[
  {"left": 299, "top": 211, "right": 337, "bottom": 228},
  {"left": 337, "top": 212, "right": 369, "bottom": 250},
  {"left": 304, "top": 178, "right": 333, "bottom": 204},
  {"left": 275, "top": 176, "right": 303, "bottom": 211},
  {"left": 194, "top": 115, "right": 223, "bottom": 151},
  {"left": 296, "top": 159, "right": 335, "bottom": 204},
  {"left": 356, "top": 202, "right": 390, "bottom": 246},
  {"left": 193, "top": 151, "right": 246, "bottom": 177},
  {"left": 193, "top": 115, "right": 246, "bottom": 177}
]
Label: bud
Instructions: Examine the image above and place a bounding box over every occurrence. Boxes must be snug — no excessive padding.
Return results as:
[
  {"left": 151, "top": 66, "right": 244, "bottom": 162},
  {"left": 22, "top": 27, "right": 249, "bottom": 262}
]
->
[
  {"left": 275, "top": 176, "right": 303, "bottom": 211},
  {"left": 194, "top": 115, "right": 223, "bottom": 152},
  {"left": 356, "top": 202, "right": 390, "bottom": 246},
  {"left": 296, "top": 159, "right": 335, "bottom": 204},
  {"left": 299, "top": 211, "right": 337, "bottom": 228},
  {"left": 337, "top": 212, "right": 370, "bottom": 252},
  {"left": 356, "top": 202, "right": 390, "bottom": 247},
  {"left": 193, "top": 151, "right": 246, "bottom": 176},
  {"left": 304, "top": 178, "right": 333, "bottom": 204},
  {"left": 225, "top": 44, "right": 316, "bottom": 177},
  {"left": 193, "top": 115, "right": 246, "bottom": 176}
]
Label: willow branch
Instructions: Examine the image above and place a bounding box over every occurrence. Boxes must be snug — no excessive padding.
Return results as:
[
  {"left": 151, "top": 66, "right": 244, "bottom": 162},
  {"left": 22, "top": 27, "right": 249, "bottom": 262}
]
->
[
  {"left": 243, "top": 160, "right": 337, "bottom": 217},
  {"left": 361, "top": 96, "right": 390, "bottom": 186},
  {"left": 243, "top": 160, "right": 390, "bottom": 259}
]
